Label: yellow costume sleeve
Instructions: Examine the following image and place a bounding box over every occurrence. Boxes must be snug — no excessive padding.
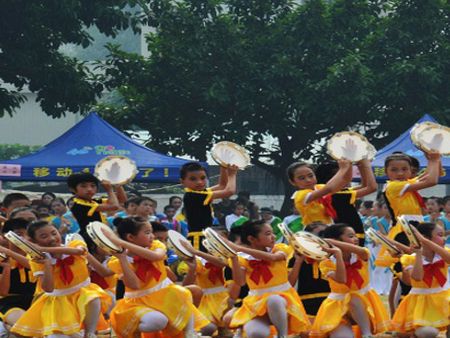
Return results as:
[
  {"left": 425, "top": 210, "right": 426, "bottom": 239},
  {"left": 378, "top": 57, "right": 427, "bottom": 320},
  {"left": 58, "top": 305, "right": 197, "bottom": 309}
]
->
[
  {"left": 319, "top": 259, "right": 336, "bottom": 280},
  {"left": 293, "top": 189, "right": 311, "bottom": 209},
  {"left": 107, "top": 257, "right": 122, "bottom": 275},
  {"left": 30, "top": 259, "right": 45, "bottom": 276},
  {"left": 274, "top": 243, "right": 293, "bottom": 261},
  {"left": 68, "top": 239, "right": 87, "bottom": 252},
  {"left": 400, "top": 254, "right": 415, "bottom": 270}
]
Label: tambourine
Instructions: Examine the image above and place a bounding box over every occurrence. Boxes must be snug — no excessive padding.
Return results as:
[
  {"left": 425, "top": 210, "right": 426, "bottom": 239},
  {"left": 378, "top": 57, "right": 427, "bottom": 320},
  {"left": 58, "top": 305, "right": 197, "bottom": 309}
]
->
[
  {"left": 203, "top": 228, "right": 237, "bottom": 258},
  {"left": 202, "top": 239, "right": 227, "bottom": 260},
  {"left": 277, "top": 223, "right": 295, "bottom": 243},
  {"left": 86, "top": 222, "right": 123, "bottom": 254},
  {"left": 397, "top": 215, "right": 421, "bottom": 248},
  {"left": 327, "top": 131, "right": 376, "bottom": 163},
  {"left": 64, "top": 233, "right": 86, "bottom": 245},
  {"left": 411, "top": 123, "right": 450, "bottom": 156},
  {"left": 167, "top": 230, "right": 194, "bottom": 260},
  {"left": 4, "top": 231, "right": 45, "bottom": 260},
  {"left": 211, "top": 141, "right": 251, "bottom": 170},
  {"left": 291, "top": 231, "right": 332, "bottom": 261},
  {"left": 366, "top": 228, "right": 401, "bottom": 256},
  {"left": 0, "top": 252, "right": 7, "bottom": 262},
  {"left": 94, "top": 156, "right": 138, "bottom": 185}
]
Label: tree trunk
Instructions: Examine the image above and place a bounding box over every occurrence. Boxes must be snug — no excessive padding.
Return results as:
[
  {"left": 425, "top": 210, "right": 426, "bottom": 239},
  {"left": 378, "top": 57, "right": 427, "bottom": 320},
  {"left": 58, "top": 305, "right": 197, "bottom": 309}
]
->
[{"left": 280, "top": 174, "right": 296, "bottom": 218}]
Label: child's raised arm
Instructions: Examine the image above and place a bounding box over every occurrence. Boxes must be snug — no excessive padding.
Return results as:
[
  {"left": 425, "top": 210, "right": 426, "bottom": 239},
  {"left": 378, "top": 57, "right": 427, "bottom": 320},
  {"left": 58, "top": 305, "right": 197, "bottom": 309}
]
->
[
  {"left": 210, "top": 166, "right": 228, "bottom": 191},
  {"left": 225, "top": 240, "right": 286, "bottom": 262},
  {"left": 325, "top": 239, "right": 369, "bottom": 261},
  {"left": 230, "top": 255, "right": 246, "bottom": 287},
  {"left": 210, "top": 166, "right": 238, "bottom": 200},
  {"left": 96, "top": 181, "right": 120, "bottom": 213},
  {"left": 86, "top": 253, "right": 115, "bottom": 277},
  {"left": 0, "top": 260, "right": 11, "bottom": 296},
  {"left": 307, "top": 159, "right": 352, "bottom": 203},
  {"left": 410, "top": 247, "right": 424, "bottom": 282},
  {"left": 115, "top": 252, "right": 140, "bottom": 289},
  {"left": 288, "top": 254, "right": 304, "bottom": 286},
  {"left": 36, "top": 257, "right": 55, "bottom": 292},
  {"left": 322, "top": 246, "right": 346, "bottom": 284},
  {"left": 405, "top": 152, "right": 441, "bottom": 193},
  {"left": 354, "top": 159, "right": 377, "bottom": 198}
]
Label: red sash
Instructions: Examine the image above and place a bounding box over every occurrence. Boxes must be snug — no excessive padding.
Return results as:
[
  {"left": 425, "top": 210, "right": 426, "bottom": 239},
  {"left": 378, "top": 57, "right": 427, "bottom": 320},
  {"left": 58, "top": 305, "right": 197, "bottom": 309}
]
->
[
  {"left": 205, "top": 262, "right": 224, "bottom": 284},
  {"left": 249, "top": 260, "right": 273, "bottom": 284},
  {"left": 56, "top": 256, "right": 75, "bottom": 285},
  {"left": 133, "top": 256, "right": 162, "bottom": 283},
  {"left": 345, "top": 260, "right": 364, "bottom": 288},
  {"left": 423, "top": 260, "right": 447, "bottom": 287}
]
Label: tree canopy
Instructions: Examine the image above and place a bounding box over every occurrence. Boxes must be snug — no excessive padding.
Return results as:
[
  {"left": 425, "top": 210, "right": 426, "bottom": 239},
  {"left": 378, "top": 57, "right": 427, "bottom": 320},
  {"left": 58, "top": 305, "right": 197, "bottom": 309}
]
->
[
  {"left": 99, "top": 0, "right": 450, "bottom": 211},
  {"left": 0, "top": 0, "right": 141, "bottom": 117}
]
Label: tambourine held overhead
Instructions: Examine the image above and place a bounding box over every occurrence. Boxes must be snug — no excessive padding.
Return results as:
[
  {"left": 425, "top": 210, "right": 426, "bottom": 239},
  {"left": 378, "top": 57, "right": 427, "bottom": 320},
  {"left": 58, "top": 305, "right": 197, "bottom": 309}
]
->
[
  {"left": 326, "top": 131, "right": 376, "bottom": 163},
  {"left": 410, "top": 122, "right": 450, "bottom": 155},
  {"left": 94, "top": 156, "right": 138, "bottom": 185},
  {"left": 211, "top": 141, "right": 251, "bottom": 170}
]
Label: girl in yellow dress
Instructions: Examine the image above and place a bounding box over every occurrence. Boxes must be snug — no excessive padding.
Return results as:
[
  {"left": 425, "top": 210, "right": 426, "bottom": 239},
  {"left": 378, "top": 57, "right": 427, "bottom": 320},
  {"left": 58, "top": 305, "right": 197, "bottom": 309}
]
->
[
  {"left": 224, "top": 219, "right": 310, "bottom": 338},
  {"left": 392, "top": 222, "right": 450, "bottom": 337},
  {"left": 10, "top": 220, "right": 111, "bottom": 338},
  {"left": 103, "top": 216, "right": 212, "bottom": 338},
  {"left": 182, "top": 246, "right": 230, "bottom": 335},
  {"left": 287, "top": 159, "right": 352, "bottom": 226},
  {"left": 311, "top": 224, "right": 391, "bottom": 338}
]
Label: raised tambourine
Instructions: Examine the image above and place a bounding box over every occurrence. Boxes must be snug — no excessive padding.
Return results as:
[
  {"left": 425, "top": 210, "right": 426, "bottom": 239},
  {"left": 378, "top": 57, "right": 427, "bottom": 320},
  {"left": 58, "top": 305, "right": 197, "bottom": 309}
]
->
[
  {"left": 397, "top": 215, "right": 421, "bottom": 248},
  {"left": 86, "top": 222, "right": 123, "bottom": 254},
  {"left": 291, "top": 231, "right": 332, "bottom": 261},
  {"left": 366, "top": 228, "right": 401, "bottom": 256},
  {"left": 411, "top": 123, "right": 450, "bottom": 156},
  {"left": 277, "top": 223, "right": 295, "bottom": 243},
  {"left": 168, "top": 230, "right": 194, "bottom": 260},
  {"left": 202, "top": 239, "right": 227, "bottom": 260},
  {"left": 4, "top": 231, "right": 45, "bottom": 260},
  {"left": 94, "top": 156, "right": 138, "bottom": 185},
  {"left": 203, "top": 228, "right": 237, "bottom": 258},
  {"left": 327, "top": 131, "right": 376, "bottom": 163},
  {"left": 211, "top": 141, "right": 251, "bottom": 170}
]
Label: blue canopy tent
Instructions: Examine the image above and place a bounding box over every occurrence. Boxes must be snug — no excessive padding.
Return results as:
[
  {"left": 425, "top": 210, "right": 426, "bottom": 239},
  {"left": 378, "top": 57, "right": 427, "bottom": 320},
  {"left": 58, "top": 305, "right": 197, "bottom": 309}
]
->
[
  {"left": 369, "top": 114, "right": 449, "bottom": 183},
  {"left": 0, "top": 112, "right": 200, "bottom": 182}
]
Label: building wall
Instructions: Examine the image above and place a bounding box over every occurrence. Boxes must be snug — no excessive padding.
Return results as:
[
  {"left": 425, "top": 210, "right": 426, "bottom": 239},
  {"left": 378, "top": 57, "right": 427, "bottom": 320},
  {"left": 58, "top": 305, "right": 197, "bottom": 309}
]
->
[{"left": 0, "top": 92, "right": 82, "bottom": 146}]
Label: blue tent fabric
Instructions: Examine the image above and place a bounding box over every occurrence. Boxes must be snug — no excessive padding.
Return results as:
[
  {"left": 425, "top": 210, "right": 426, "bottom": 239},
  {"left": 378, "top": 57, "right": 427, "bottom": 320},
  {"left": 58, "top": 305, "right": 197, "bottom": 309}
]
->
[
  {"left": 0, "top": 112, "right": 200, "bottom": 182},
  {"left": 371, "top": 114, "right": 450, "bottom": 183}
]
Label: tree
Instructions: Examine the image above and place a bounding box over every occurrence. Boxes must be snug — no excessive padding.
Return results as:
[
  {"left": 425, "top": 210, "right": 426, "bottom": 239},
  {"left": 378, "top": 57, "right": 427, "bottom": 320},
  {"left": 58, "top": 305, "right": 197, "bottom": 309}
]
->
[
  {"left": 0, "top": 144, "right": 41, "bottom": 160},
  {"left": 0, "top": 0, "right": 141, "bottom": 117},
  {"left": 99, "top": 0, "right": 450, "bottom": 214}
]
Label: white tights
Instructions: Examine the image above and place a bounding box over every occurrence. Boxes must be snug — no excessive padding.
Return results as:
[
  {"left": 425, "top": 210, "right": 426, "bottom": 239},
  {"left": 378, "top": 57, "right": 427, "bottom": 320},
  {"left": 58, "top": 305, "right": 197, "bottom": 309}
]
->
[
  {"left": 329, "top": 296, "right": 372, "bottom": 338},
  {"left": 244, "top": 295, "right": 288, "bottom": 338},
  {"left": 139, "top": 311, "right": 169, "bottom": 332},
  {"left": 414, "top": 326, "right": 439, "bottom": 338}
]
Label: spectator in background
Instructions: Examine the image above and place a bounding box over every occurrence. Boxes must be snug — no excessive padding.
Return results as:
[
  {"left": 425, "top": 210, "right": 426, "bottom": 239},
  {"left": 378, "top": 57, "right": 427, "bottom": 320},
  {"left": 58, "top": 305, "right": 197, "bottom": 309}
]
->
[
  {"left": 235, "top": 191, "right": 258, "bottom": 220},
  {"left": 50, "top": 198, "right": 71, "bottom": 235},
  {"left": 134, "top": 196, "right": 159, "bottom": 222},
  {"left": 282, "top": 206, "right": 303, "bottom": 234},
  {"left": 215, "top": 197, "right": 234, "bottom": 220},
  {"left": 161, "top": 205, "right": 181, "bottom": 232},
  {"left": 441, "top": 196, "right": 450, "bottom": 246},
  {"left": 259, "top": 207, "right": 283, "bottom": 242},
  {"left": 9, "top": 207, "right": 38, "bottom": 222},
  {"left": 41, "top": 192, "right": 56, "bottom": 207},
  {"left": 359, "top": 200, "right": 374, "bottom": 224},
  {"left": 2, "top": 193, "right": 30, "bottom": 218},
  {"left": 225, "top": 202, "right": 248, "bottom": 231},
  {"left": 423, "top": 196, "right": 442, "bottom": 223},
  {"left": 62, "top": 196, "right": 80, "bottom": 234}
]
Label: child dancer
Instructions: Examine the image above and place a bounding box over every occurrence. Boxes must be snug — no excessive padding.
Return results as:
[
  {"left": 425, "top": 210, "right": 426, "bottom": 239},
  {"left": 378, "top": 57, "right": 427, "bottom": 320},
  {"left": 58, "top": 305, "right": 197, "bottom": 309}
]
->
[
  {"left": 311, "top": 224, "right": 391, "bottom": 338},
  {"left": 182, "top": 237, "right": 230, "bottom": 336},
  {"left": 392, "top": 222, "right": 450, "bottom": 338},
  {"left": 288, "top": 159, "right": 352, "bottom": 226},
  {"left": 104, "top": 216, "right": 213, "bottom": 338},
  {"left": 11, "top": 220, "right": 111, "bottom": 338},
  {"left": 225, "top": 220, "right": 310, "bottom": 338},
  {"left": 180, "top": 162, "right": 238, "bottom": 249},
  {"left": 288, "top": 223, "right": 330, "bottom": 321}
]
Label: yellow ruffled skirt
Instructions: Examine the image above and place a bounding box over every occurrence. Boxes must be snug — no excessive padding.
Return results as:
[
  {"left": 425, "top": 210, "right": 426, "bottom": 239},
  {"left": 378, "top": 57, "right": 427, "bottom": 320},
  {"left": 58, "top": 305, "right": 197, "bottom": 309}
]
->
[
  {"left": 230, "top": 286, "right": 310, "bottom": 334},
  {"left": 11, "top": 283, "right": 111, "bottom": 337},
  {"left": 111, "top": 284, "right": 209, "bottom": 338},
  {"left": 392, "top": 290, "right": 449, "bottom": 332},
  {"left": 310, "top": 289, "right": 391, "bottom": 337},
  {"left": 198, "top": 289, "right": 230, "bottom": 326}
]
